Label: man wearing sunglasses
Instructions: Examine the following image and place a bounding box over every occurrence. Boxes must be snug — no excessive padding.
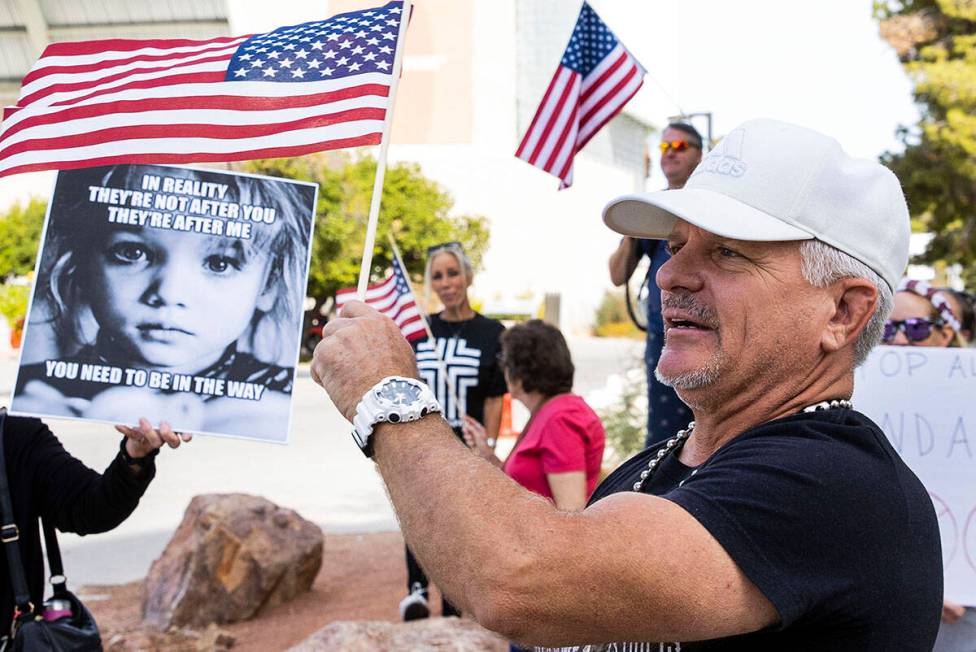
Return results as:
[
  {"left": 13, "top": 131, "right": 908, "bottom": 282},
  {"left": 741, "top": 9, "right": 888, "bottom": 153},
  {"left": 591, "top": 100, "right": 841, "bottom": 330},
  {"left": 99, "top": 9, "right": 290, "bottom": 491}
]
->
[
  {"left": 609, "top": 122, "right": 703, "bottom": 447},
  {"left": 312, "top": 119, "right": 942, "bottom": 650}
]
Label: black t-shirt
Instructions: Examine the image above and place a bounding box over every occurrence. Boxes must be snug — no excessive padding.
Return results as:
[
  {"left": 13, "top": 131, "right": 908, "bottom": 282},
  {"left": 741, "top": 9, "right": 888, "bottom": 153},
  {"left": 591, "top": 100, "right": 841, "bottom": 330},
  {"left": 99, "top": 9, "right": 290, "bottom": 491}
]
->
[
  {"left": 412, "top": 313, "right": 506, "bottom": 430},
  {"left": 571, "top": 409, "right": 942, "bottom": 651}
]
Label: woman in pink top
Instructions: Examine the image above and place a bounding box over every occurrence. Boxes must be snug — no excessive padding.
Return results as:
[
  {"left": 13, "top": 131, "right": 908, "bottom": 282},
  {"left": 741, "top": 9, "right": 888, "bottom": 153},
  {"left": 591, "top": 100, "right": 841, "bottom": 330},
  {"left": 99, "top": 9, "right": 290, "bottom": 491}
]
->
[{"left": 463, "top": 320, "right": 605, "bottom": 510}]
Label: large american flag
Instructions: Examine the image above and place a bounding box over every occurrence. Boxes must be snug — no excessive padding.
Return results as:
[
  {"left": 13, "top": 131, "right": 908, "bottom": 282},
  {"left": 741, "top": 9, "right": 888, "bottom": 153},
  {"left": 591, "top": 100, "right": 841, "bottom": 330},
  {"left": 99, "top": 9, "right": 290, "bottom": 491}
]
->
[
  {"left": 335, "top": 256, "right": 426, "bottom": 341},
  {"left": 515, "top": 2, "right": 645, "bottom": 189},
  {"left": 0, "top": 1, "right": 405, "bottom": 178}
]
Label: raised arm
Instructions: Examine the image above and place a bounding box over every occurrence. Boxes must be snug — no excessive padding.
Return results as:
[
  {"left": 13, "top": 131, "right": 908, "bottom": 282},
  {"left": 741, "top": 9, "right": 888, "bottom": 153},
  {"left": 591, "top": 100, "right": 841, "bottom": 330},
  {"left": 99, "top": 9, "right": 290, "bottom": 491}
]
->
[
  {"left": 608, "top": 236, "right": 639, "bottom": 286},
  {"left": 20, "top": 417, "right": 188, "bottom": 535},
  {"left": 311, "top": 303, "right": 778, "bottom": 646}
]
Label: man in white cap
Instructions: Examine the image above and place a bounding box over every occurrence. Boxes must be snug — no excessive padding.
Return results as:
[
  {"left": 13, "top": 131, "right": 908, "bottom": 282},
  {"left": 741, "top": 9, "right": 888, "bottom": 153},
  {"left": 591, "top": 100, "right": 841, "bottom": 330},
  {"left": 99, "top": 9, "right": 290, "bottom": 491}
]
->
[{"left": 311, "top": 119, "right": 942, "bottom": 650}]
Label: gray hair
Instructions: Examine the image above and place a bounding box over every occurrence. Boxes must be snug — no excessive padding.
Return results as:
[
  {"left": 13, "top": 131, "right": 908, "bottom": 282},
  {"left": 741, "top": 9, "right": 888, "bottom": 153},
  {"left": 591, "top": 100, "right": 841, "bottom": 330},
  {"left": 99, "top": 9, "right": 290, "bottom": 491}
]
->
[
  {"left": 422, "top": 243, "right": 474, "bottom": 311},
  {"left": 798, "top": 239, "right": 892, "bottom": 366}
]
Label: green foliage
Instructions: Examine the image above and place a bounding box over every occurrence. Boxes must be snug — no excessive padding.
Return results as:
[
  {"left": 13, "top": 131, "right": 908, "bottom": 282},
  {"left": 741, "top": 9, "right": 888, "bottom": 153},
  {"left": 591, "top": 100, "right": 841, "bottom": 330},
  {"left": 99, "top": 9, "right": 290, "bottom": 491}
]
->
[
  {"left": 0, "top": 198, "right": 46, "bottom": 281},
  {"left": 0, "top": 284, "right": 29, "bottom": 329},
  {"left": 597, "top": 364, "right": 648, "bottom": 463},
  {"left": 242, "top": 153, "right": 490, "bottom": 303},
  {"left": 876, "top": 0, "right": 976, "bottom": 288},
  {"left": 592, "top": 289, "right": 641, "bottom": 338}
]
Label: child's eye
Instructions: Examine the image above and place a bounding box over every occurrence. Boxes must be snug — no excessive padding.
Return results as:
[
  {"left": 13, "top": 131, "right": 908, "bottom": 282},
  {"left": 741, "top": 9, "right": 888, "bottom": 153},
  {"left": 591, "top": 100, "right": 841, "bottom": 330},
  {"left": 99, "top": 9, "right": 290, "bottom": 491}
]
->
[
  {"left": 107, "top": 243, "right": 149, "bottom": 264},
  {"left": 204, "top": 255, "right": 242, "bottom": 273}
]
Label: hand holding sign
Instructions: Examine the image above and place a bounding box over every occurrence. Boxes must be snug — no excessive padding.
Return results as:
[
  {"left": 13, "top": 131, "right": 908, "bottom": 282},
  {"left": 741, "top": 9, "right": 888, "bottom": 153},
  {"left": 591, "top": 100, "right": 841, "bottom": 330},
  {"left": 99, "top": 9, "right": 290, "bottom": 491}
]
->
[{"left": 115, "top": 417, "right": 192, "bottom": 459}]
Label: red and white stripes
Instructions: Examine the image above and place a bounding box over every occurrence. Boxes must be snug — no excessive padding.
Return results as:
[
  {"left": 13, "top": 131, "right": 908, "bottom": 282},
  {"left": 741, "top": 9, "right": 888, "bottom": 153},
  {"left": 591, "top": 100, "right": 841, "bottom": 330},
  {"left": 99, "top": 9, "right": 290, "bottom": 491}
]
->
[
  {"left": 0, "top": 35, "right": 392, "bottom": 177},
  {"left": 516, "top": 42, "right": 645, "bottom": 189},
  {"left": 335, "top": 272, "right": 426, "bottom": 342}
]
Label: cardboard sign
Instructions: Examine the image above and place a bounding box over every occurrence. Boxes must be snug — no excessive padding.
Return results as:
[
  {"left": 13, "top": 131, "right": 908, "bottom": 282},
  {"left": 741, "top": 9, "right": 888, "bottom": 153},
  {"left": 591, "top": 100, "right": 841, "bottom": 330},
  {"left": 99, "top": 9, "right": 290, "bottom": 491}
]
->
[
  {"left": 10, "top": 164, "right": 318, "bottom": 443},
  {"left": 853, "top": 345, "right": 976, "bottom": 605}
]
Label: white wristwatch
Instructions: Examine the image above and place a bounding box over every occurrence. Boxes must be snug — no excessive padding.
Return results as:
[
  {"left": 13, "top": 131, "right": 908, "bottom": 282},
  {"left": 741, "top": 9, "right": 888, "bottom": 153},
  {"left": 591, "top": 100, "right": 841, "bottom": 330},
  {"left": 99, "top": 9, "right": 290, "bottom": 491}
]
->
[{"left": 351, "top": 376, "right": 441, "bottom": 457}]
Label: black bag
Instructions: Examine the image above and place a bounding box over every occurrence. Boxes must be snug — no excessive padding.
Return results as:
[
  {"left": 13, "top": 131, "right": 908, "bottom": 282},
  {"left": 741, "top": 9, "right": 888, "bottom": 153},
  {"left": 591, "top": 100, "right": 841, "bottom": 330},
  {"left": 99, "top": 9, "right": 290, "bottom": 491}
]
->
[{"left": 0, "top": 409, "right": 102, "bottom": 651}]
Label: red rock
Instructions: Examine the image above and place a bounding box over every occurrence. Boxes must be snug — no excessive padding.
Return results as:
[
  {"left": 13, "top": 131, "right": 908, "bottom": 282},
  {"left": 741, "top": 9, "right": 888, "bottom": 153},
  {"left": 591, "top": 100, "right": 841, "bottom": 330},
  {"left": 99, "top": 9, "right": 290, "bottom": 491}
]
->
[{"left": 142, "top": 494, "right": 323, "bottom": 628}]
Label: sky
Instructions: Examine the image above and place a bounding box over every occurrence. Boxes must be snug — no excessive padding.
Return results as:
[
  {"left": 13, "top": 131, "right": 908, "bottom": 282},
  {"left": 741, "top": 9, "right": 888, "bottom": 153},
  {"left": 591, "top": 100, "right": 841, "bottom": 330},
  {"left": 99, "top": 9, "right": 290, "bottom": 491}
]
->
[{"left": 0, "top": 0, "right": 919, "bottom": 208}]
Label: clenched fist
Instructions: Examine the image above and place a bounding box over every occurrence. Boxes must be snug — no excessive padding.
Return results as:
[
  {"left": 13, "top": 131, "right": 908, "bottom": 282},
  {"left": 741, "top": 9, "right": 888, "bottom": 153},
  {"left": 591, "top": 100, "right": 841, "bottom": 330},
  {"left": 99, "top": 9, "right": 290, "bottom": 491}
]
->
[{"left": 310, "top": 300, "right": 421, "bottom": 421}]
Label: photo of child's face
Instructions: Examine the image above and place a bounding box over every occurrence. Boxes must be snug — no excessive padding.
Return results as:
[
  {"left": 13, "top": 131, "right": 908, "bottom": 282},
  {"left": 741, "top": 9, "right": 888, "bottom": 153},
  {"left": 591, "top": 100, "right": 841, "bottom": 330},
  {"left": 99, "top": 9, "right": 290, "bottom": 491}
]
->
[{"left": 87, "top": 227, "right": 273, "bottom": 372}]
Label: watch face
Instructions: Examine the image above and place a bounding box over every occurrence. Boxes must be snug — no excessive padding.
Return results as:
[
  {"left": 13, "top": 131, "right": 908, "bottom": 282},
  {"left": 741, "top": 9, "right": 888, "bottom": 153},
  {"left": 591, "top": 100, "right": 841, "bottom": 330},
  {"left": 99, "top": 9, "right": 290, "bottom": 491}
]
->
[{"left": 377, "top": 379, "right": 423, "bottom": 406}]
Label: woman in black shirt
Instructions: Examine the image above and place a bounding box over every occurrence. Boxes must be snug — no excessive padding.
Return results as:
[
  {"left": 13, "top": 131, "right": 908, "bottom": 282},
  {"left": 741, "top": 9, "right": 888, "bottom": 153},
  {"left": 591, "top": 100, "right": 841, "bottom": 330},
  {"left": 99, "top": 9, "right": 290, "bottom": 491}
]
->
[{"left": 400, "top": 242, "right": 506, "bottom": 621}]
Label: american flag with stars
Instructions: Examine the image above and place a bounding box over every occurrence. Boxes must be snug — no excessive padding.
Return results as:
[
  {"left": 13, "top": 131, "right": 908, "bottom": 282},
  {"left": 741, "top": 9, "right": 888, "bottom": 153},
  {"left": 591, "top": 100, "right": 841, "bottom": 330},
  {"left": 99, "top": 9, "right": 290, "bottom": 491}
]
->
[
  {"left": 516, "top": 2, "right": 645, "bottom": 189},
  {"left": 0, "top": 1, "right": 406, "bottom": 178},
  {"left": 334, "top": 255, "right": 426, "bottom": 342}
]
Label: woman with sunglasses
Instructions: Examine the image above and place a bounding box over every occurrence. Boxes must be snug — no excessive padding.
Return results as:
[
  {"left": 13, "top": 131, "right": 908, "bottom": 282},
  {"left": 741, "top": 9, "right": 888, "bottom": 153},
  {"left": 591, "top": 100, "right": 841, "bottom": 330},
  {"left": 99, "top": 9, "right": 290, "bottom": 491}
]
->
[
  {"left": 888, "top": 279, "right": 973, "bottom": 651},
  {"left": 884, "top": 279, "right": 970, "bottom": 347},
  {"left": 398, "top": 241, "right": 507, "bottom": 622}
]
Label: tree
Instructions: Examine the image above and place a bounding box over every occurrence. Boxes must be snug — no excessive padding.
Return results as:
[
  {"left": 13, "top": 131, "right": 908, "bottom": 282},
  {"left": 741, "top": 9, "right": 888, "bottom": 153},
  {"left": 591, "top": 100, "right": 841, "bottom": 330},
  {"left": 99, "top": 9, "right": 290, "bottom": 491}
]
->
[
  {"left": 242, "top": 153, "right": 489, "bottom": 311},
  {"left": 875, "top": 0, "right": 976, "bottom": 287},
  {"left": 0, "top": 197, "right": 46, "bottom": 280}
]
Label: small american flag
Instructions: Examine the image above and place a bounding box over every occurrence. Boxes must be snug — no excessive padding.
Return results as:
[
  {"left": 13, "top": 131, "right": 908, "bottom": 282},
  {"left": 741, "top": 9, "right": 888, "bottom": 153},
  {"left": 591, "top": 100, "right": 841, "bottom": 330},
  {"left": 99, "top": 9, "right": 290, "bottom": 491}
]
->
[
  {"left": 0, "top": 1, "right": 405, "bottom": 178},
  {"left": 516, "top": 2, "right": 645, "bottom": 189},
  {"left": 335, "top": 256, "right": 426, "bottom": 342}
]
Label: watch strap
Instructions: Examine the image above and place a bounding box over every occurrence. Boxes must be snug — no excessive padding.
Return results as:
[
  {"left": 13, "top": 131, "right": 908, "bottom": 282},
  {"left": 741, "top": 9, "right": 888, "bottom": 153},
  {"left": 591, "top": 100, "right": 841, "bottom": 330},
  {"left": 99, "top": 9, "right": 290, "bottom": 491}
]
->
[{"left": 351, "top": 376, "right": 440, "bottom": 458}]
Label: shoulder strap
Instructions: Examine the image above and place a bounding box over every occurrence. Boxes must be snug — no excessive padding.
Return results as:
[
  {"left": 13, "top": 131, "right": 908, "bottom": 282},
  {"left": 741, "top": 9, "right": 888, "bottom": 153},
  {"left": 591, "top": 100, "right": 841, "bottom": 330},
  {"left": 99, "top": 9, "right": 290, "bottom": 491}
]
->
[
  {"left": 41, "top": 518, "right": 68, "bottom": 597},
  {"left": 0, "top": 409, "right": 34, "bottom": 612}
]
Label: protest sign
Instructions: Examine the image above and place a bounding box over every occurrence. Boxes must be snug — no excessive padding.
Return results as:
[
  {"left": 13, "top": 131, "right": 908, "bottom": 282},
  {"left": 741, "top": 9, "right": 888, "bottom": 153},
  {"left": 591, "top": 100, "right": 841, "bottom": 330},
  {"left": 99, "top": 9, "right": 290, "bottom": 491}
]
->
[
  {"left": 10, "top": 164, "right": 317, "bottom": 443},
  {"left": 853, "top": 345, "right": 976, "bottom": 605}
]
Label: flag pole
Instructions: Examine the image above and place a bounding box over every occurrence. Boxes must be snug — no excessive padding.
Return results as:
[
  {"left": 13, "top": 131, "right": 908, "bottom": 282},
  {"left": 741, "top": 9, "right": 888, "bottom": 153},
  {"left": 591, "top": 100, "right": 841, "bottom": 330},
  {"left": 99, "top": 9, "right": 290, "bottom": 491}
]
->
[
  {"left": 356, "top": 0, "right": 413, "bottom": 299},
  {"left": 387, "top": 234, "right": 463, "bottom": 425}
]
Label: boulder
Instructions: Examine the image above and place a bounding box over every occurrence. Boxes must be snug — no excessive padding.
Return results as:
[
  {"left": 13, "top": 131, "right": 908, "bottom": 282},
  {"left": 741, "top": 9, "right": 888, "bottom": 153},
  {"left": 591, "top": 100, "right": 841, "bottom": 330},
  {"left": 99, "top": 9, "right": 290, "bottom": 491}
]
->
[
  {"left": 142, "top": 493, "right": 323, "bottom": 628},
  {"left": 287, "top": 618, "right": 508, "bottom": 651},
  {"left": 105, "top": 624, "right": 235, "bottom": 651}
]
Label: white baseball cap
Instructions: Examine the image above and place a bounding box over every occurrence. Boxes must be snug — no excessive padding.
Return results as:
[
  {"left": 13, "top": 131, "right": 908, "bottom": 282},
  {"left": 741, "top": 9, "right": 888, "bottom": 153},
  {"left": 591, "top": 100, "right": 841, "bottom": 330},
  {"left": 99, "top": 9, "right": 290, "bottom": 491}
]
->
[{"left": 602, "top": 118, "right": 910, "bottom": 292}]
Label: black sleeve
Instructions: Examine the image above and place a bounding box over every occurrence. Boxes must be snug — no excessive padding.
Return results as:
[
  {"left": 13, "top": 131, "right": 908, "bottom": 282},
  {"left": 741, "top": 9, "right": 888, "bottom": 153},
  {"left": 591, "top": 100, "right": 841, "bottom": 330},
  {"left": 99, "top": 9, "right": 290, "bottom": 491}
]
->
[
  {"left": 661, "top": 431, "right": 901, "bottom": 628},
  {"left": 20, "top": 418, "right": 156, "bottom": 536}
]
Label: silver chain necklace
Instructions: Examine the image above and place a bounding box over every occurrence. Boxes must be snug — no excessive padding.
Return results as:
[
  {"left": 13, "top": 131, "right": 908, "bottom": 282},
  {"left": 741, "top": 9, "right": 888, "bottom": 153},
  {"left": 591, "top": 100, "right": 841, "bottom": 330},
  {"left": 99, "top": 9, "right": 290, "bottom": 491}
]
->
[{"left": 632, "top": 399, "right": 853, "bottom": 492}]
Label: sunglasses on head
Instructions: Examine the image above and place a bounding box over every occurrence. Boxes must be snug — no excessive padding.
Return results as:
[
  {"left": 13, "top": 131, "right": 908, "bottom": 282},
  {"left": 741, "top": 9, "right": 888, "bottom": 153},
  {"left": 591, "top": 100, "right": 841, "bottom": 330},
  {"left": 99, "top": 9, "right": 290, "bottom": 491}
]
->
[
  {"left": 659, "top": 140, "right": 697, "bottom": 154},
  {"left": 426, "top": 241, "right": 462, "bottom": 256},
  {"left": 882, "top": 318, "right": 946, "bottom": 344}
]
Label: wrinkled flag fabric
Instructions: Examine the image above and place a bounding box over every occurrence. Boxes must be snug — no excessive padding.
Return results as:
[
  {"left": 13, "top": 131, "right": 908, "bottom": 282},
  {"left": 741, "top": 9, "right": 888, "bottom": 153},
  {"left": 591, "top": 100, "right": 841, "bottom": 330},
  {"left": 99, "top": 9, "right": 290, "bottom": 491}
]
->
[{"left": 0, "top": 1, "right": 405, "bottom": 177}]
